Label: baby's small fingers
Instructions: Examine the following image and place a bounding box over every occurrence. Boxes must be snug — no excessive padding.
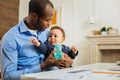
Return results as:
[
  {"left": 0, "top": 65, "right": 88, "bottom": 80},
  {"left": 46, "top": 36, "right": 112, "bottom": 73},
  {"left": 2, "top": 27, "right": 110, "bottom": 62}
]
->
[
  {"left": 30, "top": 38, "right": 36, "bottom": 43},
  {"left": 71, "top": 46, "right": 76, "bottom": 49}
]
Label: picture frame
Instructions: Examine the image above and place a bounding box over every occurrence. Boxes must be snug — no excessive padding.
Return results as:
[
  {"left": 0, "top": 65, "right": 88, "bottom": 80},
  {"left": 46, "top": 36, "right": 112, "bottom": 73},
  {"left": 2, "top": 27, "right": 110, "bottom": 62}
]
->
[{"left": 51, "top": 6, "right": 61, "bottom": 27}]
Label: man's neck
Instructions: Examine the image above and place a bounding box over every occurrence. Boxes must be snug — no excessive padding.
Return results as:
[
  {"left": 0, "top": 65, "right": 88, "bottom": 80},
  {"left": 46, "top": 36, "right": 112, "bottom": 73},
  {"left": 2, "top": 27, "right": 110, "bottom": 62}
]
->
[{"left": 24, "top": 17, "right": 35, "bottom": 30}]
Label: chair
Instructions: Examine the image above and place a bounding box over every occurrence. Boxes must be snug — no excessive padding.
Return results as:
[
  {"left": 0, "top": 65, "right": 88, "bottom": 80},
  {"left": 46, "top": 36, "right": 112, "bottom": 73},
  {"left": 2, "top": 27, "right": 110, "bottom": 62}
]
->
[{"left": 0, "top": 43, "right": 2, "bottom": 80}]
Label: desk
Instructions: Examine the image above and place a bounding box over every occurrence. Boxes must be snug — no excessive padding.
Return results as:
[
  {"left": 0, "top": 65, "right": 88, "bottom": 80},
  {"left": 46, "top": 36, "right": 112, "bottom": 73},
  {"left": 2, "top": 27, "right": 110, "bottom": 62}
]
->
[{"left": 21, "top": 63, "right": 120, "bottom": 80}]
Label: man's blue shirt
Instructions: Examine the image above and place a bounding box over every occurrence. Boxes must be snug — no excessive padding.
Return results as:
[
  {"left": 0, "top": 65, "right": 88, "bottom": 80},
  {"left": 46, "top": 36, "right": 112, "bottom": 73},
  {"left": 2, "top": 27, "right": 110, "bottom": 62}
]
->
[{"left": 1, "top": 20, "right": 50, "bottom": 80}]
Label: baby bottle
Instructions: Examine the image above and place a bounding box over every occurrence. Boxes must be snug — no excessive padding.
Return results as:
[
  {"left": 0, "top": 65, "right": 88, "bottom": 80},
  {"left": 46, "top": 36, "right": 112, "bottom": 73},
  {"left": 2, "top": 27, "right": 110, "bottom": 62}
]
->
[{"left": 54, "top": 44, "right": 62, "bottom": 60}]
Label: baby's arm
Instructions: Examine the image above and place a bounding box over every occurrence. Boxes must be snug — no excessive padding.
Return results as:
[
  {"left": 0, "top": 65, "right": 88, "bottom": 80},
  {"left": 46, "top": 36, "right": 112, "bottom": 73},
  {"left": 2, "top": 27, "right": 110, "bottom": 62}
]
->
[
  {"left": 62, "top": 45, "right": 78, "bottom": 59},
  {"left": 30, "top": 38, "right": 52, "bottom": 57},
  {"left": 30, "top": 37, "right": 41, "bottom": 47}
]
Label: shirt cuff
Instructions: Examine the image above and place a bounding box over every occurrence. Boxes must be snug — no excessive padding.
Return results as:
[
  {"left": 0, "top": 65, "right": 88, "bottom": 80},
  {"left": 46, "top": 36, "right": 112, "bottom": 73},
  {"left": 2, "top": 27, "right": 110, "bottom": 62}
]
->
[
  {"left": 31, "top": 65, "right": 41, "bottom": 73},
  {"left": 24, "top": 65, "right": 41, "bottom": 74}
]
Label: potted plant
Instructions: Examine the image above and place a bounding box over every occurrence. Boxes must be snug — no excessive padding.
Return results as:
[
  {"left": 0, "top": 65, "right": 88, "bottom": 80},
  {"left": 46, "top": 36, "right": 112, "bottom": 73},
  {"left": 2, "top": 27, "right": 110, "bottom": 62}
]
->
[
  {"left": 107, "top": 27, "right": 118, "bottom": 34},
  {"left": 100, "top": 27, "right": 107, "bottom": 35},
  {"left": 107, "top": 27, "right": 112, "bottom": 31}
]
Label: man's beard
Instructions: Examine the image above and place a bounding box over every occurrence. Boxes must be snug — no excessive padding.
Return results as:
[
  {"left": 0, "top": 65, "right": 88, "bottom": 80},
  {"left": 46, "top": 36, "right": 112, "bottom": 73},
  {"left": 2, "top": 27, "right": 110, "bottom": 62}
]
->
[{"left": 38, "top": 26, "right": 47, "bottom": 31}]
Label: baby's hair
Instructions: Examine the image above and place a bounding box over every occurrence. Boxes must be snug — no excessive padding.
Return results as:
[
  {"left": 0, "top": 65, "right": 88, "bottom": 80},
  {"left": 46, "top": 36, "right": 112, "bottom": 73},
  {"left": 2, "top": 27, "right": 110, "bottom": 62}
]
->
[{"left": 50, "top": 26, "right": 65, "bottom": 38}]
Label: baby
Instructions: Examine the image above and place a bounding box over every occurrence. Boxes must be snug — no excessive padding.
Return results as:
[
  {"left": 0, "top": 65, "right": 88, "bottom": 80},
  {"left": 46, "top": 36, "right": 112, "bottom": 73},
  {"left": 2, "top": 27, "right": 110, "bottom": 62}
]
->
[{"left": 30, "top": 26, "right": 78, "bottom": 62}]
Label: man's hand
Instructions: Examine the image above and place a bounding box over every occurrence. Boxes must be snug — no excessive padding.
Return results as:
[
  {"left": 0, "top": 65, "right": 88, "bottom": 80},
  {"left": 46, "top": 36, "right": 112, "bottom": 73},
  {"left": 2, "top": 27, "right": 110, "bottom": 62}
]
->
[
  {"left": 40, "top": 50, "right": 73, "bottom": 70},
  {"left": 57, "top": 53, "right": 73, "bottom": 69},
  {"left": 40, "top": 50, "right": 57, "bottom": 70}
]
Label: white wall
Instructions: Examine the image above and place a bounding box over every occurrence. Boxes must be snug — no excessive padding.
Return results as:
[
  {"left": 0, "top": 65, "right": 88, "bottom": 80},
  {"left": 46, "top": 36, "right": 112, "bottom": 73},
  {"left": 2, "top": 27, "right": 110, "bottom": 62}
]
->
[
  {"left": 50, "top": 0, "right": 120, "bottom": 66},
  {"left": 19, "top": 0, "right": 120, "bottom": 66},
  {"left": 19, "top": 0, "right": 30, "bottom": 21},
  {"left": 95, "top": 0, "right": 120, "bottom": 28},
  {"left": 51, "top": 0, "right": 95, "bottom": 66}
]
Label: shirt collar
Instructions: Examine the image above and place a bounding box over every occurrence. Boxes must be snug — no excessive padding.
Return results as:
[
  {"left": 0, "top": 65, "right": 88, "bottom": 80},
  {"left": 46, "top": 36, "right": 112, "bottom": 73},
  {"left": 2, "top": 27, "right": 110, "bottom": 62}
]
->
[{"left": 19, "top": 19, "right": 29, "bottom": 33}]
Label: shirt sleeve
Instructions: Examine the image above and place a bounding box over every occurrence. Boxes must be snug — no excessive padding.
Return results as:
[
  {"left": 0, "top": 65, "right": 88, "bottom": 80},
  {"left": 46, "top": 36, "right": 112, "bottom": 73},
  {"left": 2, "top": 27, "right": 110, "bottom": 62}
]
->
[
  {"left": 62, "top": 45, "right": 78, "bottom": 59},
  {"left": 1, "top": 38, "right": 41, "bottom": 80},
  {"left": 35, "top": 40, "right": 48, "bottom": 55},
  {"left": 35, "top": 41, "right": 54, "bottom": 59}
]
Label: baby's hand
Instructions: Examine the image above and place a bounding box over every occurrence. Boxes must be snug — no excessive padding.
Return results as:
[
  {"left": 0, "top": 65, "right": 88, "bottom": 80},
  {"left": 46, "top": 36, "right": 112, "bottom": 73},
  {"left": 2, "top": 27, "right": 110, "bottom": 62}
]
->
[
  {"left": 30, "top": 38, "right": 40, "bottom": 47},
  {"left": 30, "top": 38, "right": 36, "bottom": 43},
  {"left": 71, "top": 46, "right": 78, "bottom": 54}
]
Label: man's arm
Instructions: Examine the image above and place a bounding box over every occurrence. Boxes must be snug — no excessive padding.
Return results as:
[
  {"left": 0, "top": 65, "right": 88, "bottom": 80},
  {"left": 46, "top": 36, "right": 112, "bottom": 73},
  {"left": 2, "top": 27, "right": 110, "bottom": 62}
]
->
[
  {"left": 2, "top": 37, "right": 73, "bottom": 80},
  {"left": 1, "top": 38, "right": 41, "bottom": 80}
]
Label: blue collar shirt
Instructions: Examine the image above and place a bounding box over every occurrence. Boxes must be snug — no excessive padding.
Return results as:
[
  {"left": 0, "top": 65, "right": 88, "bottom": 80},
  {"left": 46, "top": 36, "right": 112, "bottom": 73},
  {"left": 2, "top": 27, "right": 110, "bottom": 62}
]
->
[{"left": 1, "top": 20, "right": 50, "bottom": 80}]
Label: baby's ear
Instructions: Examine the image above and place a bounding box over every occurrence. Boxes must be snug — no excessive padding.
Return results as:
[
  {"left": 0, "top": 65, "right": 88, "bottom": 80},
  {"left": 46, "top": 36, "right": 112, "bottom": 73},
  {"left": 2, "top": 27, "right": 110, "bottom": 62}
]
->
[
  {"left": 62, "top": 38, "right": 65, "bottom": 42},
  {"left": 61, "top": 38, "right": 65, "bottom": 43}
]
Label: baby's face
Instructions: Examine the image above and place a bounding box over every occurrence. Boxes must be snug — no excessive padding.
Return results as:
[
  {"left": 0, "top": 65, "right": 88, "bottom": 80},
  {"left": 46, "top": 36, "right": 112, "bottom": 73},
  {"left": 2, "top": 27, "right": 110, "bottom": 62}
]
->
[{"left": 48, "top": 29, "right": 65, "bottom": 46}]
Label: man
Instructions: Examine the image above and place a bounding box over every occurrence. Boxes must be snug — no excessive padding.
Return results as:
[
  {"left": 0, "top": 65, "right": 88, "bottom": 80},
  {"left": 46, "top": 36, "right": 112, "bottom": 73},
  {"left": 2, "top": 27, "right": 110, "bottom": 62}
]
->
[{"left": 1, "top": 0, "right": 72, "bottom": 80}]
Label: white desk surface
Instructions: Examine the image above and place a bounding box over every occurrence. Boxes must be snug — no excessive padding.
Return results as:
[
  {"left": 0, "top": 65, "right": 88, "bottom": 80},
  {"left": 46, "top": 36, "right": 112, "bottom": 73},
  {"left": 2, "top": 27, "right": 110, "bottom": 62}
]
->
[{"left": 21, "top": 63, "right": 120, "bottom": 80}]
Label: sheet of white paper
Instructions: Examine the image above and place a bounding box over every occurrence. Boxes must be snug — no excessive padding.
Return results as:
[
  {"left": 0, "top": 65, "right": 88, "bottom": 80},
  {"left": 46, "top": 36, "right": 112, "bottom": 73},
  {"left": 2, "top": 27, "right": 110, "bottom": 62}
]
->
[{"left": 35, "top": 68, "right": 91, "bottom": 80}]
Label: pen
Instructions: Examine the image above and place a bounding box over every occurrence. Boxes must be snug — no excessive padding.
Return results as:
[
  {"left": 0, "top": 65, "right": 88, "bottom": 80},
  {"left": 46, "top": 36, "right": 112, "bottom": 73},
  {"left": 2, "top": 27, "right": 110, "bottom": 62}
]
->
[{"left": 92, "top": 71, "right": 120, "bottom": 74}]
